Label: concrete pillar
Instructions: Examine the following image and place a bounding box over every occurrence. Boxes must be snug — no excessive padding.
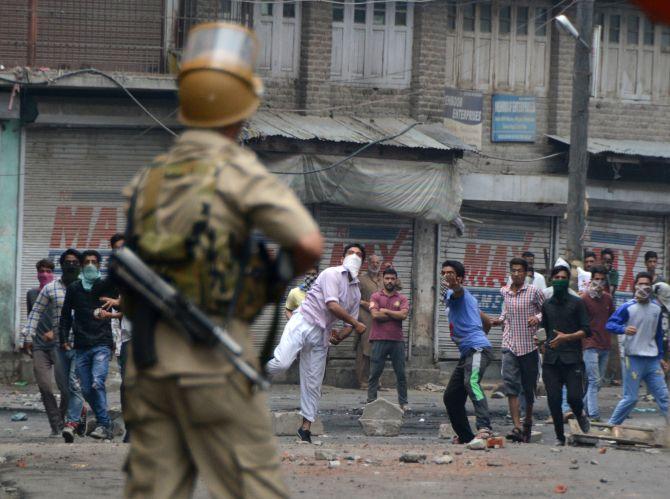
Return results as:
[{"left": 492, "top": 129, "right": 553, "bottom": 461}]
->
[
  {"left": 410, "top": 219, "right": 438, "bottom": 366},
  {"left": 410, "top": 2, "right": 447, "bottom": 122},
  {"left": 297, "top": 2, "right": 331, "bottom": 115},
  {"left": 0, "top": 119, "right": 21, "bottom": 353}
]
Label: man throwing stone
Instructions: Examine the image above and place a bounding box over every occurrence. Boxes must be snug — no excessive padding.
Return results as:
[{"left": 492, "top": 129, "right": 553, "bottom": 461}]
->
[
  {"left": 267, "top": 243, "right": 366, "bottom": 443},
  {"left": 441, "top": 260, "right": 495, "bottom": 444}
]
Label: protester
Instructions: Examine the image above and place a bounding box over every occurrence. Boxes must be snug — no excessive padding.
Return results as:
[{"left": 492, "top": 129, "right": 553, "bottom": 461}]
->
[
  {"left": 356, "top": 254, "right": 383, "bottom": 390},
  {"left": 266, "top": 243, "right": 366, "bottom": 443},
  {"left": 59, "top": 250, "right": 115, "bottom": 441},
  {"left": 20, "top": 258, "right": 69, "bottom": 436},
  {"left": 493, "top": 257, "right": 544, "bottom": 443},
  {"left": 367, "top": 267, "right": 409, "bottom": 410},
  {"left": 541, "top": 265, "right": 592, "bottom": 445},
  {"left": 601, "top": 248, "right": 622, "bottom": 386},
  {"left": 103, "top": 233, "right": 131, "bottom": 442},
  {"left": 441, "top": 260, "right": 494, "bottom": 444},
  {"left": 284, "top": 266, "right": 319, "bottom": 320},
  {"left": 507, "top": 251, "right": 547, "bottom": 289},
  {"left": 22, "top": 250, "right": 85, "bottom": 441},
  {"left": 601, "top": 248, "right": 619, "bottom": 297},
  {"left": 584, "top": 251, "right": 597, "bottom": 272},
  {"left": 645, "top": 251, "right": 664, "bottom": 284},
  {"left": 607, "top": 272, "right": 669, "bottom": 425},
  {"left": 580, "top": 266, "right": 615, "bottom": 421}
]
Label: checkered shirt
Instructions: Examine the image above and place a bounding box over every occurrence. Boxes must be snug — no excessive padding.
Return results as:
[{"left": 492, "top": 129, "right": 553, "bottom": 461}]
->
[
  {"left": 499, "top": 283, "right": 544, "bottom": 356},
  {"left": 20, "top": 279, "right": 70, "bottom": 345}
]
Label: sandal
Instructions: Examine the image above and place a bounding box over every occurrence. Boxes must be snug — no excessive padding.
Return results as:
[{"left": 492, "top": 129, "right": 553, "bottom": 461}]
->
[
  {"left": 506, "top": 427, "right": 524, "bottom": 442},
  {"left": 475, "top": 428, "right": 493, "bottom": 440}
]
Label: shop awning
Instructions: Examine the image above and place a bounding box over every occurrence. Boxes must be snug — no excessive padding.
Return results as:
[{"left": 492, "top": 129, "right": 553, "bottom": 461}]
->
[
  {"left": 246, "top": 112, "right": 474, "bottom": 152},
  {"left": 547, "top": 134, "right": 670, "bottom": 160}
]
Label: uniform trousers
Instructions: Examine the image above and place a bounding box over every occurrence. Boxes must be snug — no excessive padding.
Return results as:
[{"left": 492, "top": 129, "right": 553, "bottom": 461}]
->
[
  {"left": 123, "top": 373, "right": 288, "bottom": 498},
  {"left": 266, "top": 312, "right": 328, "bottom": 423}
]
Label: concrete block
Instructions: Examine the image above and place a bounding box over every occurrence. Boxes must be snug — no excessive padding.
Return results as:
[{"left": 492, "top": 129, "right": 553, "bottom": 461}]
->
[
  {"left": 359, "top": 398, "right": 403, "bottom": 437},
  {"left": 271, "top": 411, "right": 324, "bottom": 436}
]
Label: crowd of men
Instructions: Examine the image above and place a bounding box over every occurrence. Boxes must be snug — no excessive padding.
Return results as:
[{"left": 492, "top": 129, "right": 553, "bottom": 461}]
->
[
  {"left": 17, "top": 237, "right": 670, "bottom": 451},
  {"left": 440, "top": 249, "right": 669, "bottom": 447},
  {"left": 18, "top": 233, "right": 130, "bottom": 442}
]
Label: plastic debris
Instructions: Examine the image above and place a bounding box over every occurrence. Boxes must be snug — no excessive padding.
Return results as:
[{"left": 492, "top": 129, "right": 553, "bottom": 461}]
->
[{"left": 10, "top": 413, "right": 27, "bottom": 422}]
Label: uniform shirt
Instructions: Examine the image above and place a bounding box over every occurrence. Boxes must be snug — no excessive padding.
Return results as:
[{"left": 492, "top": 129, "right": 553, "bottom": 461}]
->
[
  {"left": 369, "top": 290, "right": 409, "bottom": 342},
  {"left": 499, "top": 283, "right": 544, "bottom": 356},
  {"left": 299, "top": 266, "right": 361, "bottom": 344},
  {"left": 541, "top": 294, "right": 591, "bottom": 365},
  {"left": 580, "top": 292, "right": 615, "bottom": 351},
  {"left": 123, "top": 129, "right": 319, "bottom": 378},
  {"left": 443, "top": 288, "right": 491, "bottom": 358},
  {"left": 21, "top": 279, "right": 70, "bottom": 348},
  {"left": 284, "top": 287, "right": 307, "bottom": 312},
  {"left": 606, "top": 299, "right": 664, "bottom": 359}
]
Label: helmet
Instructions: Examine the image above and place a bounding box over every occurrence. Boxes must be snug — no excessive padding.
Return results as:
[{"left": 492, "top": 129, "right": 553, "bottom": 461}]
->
[{"left": 178, "top": 22, "right": 264, "bottom": 128}]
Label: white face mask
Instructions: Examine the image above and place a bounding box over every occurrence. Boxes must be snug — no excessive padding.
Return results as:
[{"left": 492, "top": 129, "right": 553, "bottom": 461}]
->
[{"left": 343, "top": 254, "right": 363, "bottom": 278}]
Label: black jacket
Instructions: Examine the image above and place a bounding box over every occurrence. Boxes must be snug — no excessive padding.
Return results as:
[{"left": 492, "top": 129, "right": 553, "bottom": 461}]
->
[
  {"left": 59, "top": 279, "right": 114, "bottom": 350},
  {"left": 541, "top": 293, "right": 591, "bottom": 365}
]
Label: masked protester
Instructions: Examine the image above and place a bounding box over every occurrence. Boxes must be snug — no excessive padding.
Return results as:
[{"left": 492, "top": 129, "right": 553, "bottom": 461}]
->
[
  {"left": 19, "top": 250, "right": 85, "bottom": 437},
  {"left": 606, "top": 272, "right": 670, "bottom": 425},
  {"left": 579, "top": 266, "right": 615, "bottom": 421},
  {"left": 540, "top": 265, "right": 592, "bottom": 445},
  {"left": 59, "top": 250, "right": 115, "bottom": 442},
  {"left": 284, "top": 266, "right": 319, "bottom": 320},
  {"left": 355, "top": 253, "right": 383, "bottom": 390},
  {"left": 267, "top": 243, "right": 366, "bottom": 443}
]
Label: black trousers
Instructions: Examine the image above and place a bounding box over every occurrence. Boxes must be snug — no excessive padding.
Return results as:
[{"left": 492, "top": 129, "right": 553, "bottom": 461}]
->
[
  {"left": 542, "top": 360, "right": 585, "bottom": 440},
  {"left": 443, "top": 348, "right": 493, "bottom": 443}
]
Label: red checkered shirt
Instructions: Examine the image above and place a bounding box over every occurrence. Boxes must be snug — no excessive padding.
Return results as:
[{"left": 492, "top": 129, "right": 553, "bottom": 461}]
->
[{"left": 499, "top": 283, "right": 545, "bottom": 356}]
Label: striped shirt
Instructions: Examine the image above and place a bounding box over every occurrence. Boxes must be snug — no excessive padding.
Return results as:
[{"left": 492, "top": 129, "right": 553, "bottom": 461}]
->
[
  {"left": 20, "top": 279, "right": 71, "bottom": 345},
  {"left": 499, "top": 283, "right": 544, "bottom": 356}
]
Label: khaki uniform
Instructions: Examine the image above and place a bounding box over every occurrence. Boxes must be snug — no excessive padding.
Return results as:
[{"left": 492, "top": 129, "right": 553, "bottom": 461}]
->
[
  {"left": 355, "top": 273, "right": 383, "bottom": 388},
  {"left": 122, "top": 130, "right": 318, "bottom": 499}
]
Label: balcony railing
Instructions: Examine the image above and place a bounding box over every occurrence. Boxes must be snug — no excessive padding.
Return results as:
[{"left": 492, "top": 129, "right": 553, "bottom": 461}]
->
[{"left": 0, "top": 0, "right": 252, "bottom": 74}]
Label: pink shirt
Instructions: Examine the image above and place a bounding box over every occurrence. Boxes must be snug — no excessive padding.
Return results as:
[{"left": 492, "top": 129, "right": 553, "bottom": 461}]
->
[
  {"left": 298, "top": 266, "right": 361, "bottom": 339},
  {"left": 369, "top": 290, "right": 409, "bottom": 342}
]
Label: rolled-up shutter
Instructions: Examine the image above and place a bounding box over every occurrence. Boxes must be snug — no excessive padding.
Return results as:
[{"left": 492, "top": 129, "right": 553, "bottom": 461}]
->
[
  {"left": 438, "top": 207, "right": 553, "bottom": 360},
  {"left": 19, "top": 128, "right": 172, "bottom": 328},
  {"left": 314, "top": 204, "right": 414, "bottom": 359}
]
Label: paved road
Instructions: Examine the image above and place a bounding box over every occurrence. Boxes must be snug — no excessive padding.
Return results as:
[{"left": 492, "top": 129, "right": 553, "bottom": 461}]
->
[{"left": 1, "top": 383, "right": 669, "bottom": 498}]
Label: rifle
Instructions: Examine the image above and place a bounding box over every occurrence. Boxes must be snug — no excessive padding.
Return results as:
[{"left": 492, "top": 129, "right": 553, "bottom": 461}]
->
[{"left": 109, "top": 247, "right": 270, "bottom": 390}]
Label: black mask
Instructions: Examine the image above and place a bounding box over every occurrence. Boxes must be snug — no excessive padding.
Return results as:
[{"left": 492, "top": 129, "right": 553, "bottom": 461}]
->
[{"left": 61, "top": 261, "right": 80, "bottom": 285}]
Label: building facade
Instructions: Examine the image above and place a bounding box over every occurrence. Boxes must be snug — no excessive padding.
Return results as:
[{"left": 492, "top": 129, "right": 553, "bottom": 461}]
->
[{"left": 1, "top": 0, "right": 669, "bottom": 384}]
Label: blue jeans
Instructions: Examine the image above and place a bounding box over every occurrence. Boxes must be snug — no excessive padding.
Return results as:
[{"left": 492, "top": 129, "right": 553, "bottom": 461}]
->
[
  {"left": 608, "top": 355, "right": 669, "bottom": 425},
  {"left": 583, "top": 348, "right": 609, "bottom": 419},
  {"left": 75, "top": 345, "right": 112, "bottom": 428},
  {"left": 58, "top": 349, "right": 85, "bottom": 424}
]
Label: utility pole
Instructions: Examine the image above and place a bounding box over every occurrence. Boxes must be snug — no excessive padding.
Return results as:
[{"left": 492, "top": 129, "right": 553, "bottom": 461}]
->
[{"left": 565, "top": 0, "right": 594, "bottom": 265}]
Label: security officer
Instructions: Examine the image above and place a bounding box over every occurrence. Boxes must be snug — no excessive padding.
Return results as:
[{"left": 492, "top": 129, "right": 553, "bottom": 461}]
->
[{"left": 121, "top": 22, "right": 323, "bottom": 498}]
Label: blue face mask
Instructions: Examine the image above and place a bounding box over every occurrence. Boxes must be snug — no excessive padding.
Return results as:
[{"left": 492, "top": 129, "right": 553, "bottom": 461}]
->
[{"left": 80, "top": 264, "right": 101, "bottom": 290}]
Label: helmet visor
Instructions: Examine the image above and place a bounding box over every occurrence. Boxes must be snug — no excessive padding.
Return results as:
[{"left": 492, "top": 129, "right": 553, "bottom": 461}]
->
[{"left": 182, "top": 23, "right": 257, "bottom": 75}]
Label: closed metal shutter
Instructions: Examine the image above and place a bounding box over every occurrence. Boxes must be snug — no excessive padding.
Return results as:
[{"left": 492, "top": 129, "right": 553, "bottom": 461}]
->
[
  {"left": 437, "top": 208, "right": 553, "bottom": 360},
  {"left": 309, "top": 204, "right": 415, "bottom": 359},
  {"left": 559, "top": 211, "right": 665, "bottom": 305},
  {"left": 19, "top": 128, "right": 172, "bottom": 326}
]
